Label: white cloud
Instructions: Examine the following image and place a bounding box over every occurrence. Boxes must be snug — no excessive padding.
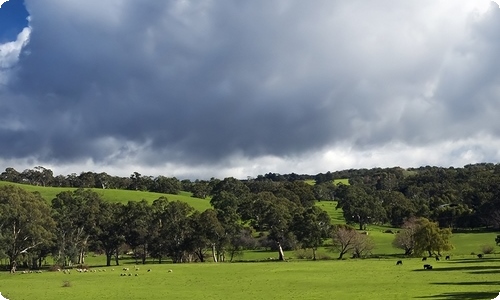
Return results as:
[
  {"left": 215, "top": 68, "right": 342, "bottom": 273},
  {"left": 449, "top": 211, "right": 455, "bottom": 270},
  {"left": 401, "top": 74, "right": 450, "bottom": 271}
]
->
[
  {"left": 0, "top": 0, "right": 9, "bottom": 8},
  {"left": 0, "top": 27, "right": 30, "bottom": 84}
]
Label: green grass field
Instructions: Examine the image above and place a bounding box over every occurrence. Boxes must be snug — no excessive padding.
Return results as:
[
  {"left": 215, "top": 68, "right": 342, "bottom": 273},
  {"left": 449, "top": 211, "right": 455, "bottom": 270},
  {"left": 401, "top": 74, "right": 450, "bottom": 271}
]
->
[
  {"left": 1, "top": 257, "right": 500, "bottom": 300},
  {"left": 0, "top": 181, "right": 212, "bottom": 211},
  {"left": 2, "top": 180, "right": 500, "bottom": 299}
]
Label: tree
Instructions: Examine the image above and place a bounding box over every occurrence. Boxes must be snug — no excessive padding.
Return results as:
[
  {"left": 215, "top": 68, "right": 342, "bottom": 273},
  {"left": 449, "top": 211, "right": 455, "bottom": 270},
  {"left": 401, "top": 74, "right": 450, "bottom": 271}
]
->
[
  {"left": 189, "top": 209, "right": 225, "bottom": 262},
  {"left": 352, "top": 233, "right": 375, "bottom": 258},
  {"left": 241, "top": 192, "right": 297, "bottom": 261},
  {"left": 393, "top": 217, "right": 453, "bottom": 256},
  {"left": 0, "top": 185, "right": 55, "bottom": 271},
  {"left": 93, "top": 202, "right": 125, "bottom": 266},
  {"left": 51, "top": 189, "right": 103, "bottom": 266},
  {"left": 122, "top": 200, "right": 153, "bottom": 264},
  {"left": 156, "top": 200, "right": 195, "bottom": 263},
  {"left": 152, "top": 176, "right": 182, "bottom": 194},
  {"left": 392, "top": 218, "right": 419, "bottom": 256},
  {"left": 330, "top": 224, "right": 358, "bottom": 259},
  {"left": 336, "top": 185, "right": 386, "bottom": 230},
  {"left": 291, "top": 206, "right": 331, "bottom": 260},
  {"left": 191, "top": 180, "right": 211, "bottom": 199},
  {"left": 377, "top": 190, "right": 415, "bottom": 226},
  {"left": 0, "top": 167, "right": 21, "bottom": 183},
  {"left": 413, "top": 218, "right": 453, "bottom": 256}
]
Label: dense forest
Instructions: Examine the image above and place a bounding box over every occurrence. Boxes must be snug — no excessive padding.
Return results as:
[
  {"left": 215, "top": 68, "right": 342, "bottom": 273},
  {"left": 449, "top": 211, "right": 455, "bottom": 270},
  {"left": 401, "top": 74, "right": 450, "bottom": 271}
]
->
[{"left": 0, "top": 163, "right": 499, "bottom": 271}]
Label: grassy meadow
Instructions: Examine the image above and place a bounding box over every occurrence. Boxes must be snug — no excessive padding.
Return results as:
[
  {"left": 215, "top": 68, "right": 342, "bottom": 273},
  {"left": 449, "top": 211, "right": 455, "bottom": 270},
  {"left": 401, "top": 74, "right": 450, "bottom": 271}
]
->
[
  {"left": 1, "top": 257, "right": 500, "bottom": 300},
  {"left": 1, "top": 181, "right": 500, "bottom": 299},
  {"left": 0, "top": 181, "right": 212, "bottom": 211}
]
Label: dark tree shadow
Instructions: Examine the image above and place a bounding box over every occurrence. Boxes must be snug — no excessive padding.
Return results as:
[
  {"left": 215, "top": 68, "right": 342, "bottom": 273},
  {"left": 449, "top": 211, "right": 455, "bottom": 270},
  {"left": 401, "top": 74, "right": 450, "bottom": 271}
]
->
[
  {"left": 431, "top": 281, "right": 500, "bottom": 286},
  {"left": 413, "top": 265, "right": 500, "bottom": 272},
  {"left": 415, "top": 291, "right": 499, "bottom": 299},
  {"left": 447, "top": 258, "right": 500, "bottom": 264}
]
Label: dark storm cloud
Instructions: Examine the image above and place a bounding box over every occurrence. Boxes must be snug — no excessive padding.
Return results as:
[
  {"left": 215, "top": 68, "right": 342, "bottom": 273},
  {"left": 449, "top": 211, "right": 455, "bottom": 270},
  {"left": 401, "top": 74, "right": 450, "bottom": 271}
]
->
[{"left": 1, "top": 0, "right": 500, "bottom": 177}]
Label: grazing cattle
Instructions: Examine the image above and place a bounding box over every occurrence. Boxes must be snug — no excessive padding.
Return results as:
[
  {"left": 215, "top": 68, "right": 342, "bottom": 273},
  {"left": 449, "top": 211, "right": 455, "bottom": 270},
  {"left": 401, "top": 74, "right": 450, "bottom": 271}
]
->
[
  {"left": 435, "top": 256, "right": 440, "bottom": 261},
  {"left": 422, "top": 257, "right": 427, "bottom": 261},
  {"left": 445, "top": 255, "right": 450, "bottom": 260},
  {"left": 423, "top": 264, "right": 432, "bottom": 270},
  {"left": 477, "top": 254, "right": 483, "bottom": 258},
  {"left": 396, "top": 260, "right": 403, "bottom": 265}
]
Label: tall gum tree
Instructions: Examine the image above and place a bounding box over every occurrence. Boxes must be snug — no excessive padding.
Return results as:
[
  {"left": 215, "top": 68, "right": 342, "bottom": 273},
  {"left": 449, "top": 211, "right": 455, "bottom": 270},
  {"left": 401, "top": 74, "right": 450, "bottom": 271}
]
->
[{"left": 0, "top": 185, "right": 55, "bottom": 271}]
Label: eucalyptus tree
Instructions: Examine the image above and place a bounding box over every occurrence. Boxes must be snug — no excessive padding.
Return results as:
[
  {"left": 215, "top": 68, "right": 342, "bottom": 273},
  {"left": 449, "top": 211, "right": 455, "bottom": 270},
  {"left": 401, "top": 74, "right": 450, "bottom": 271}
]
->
[
  {"left": 0, "top": 167, "right": 21, "bottom": 183},
  {"left": 154, "top": 199, "right": 195, "bottom": 263},
  {"left": 189, "top": 209, "right": 225, "bottom": 262},
  {"left": 0, "top": 185, "right": 55, "bottom": 271},
  {"left": 51, "top": 189, "right": 103, "bottom": 266},
  {"left": 93, "top": 202, "right": 125, "bottom": 266},
  {"left": 242, "top": 192, "right": 298, "bottom": 261},
  {"left": 290, "top": 206, "right": 331, "bottom": 260},
  {"left": 336, "top": 185, "right": 386, "bottom": 230},
  {"left": 122, "top": 200, "right": 153, "bottom": 264},
  {"left": 152, "top": 176, "right": 181, "bottom": 194}
]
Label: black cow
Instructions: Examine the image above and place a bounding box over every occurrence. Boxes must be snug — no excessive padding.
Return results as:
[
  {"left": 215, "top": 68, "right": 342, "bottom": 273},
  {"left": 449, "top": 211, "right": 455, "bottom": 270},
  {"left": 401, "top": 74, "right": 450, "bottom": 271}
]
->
[
  {"left": 396, "top": 260, "right": 403, "bottom": 265},
  {"left": 422, "top": 257, "right": 427, "bottom": 261},
  {"left": 445, "top": 255, "right": 450, "bottom": 260},
  {"left": 423, "top": 264, "right": 432, "bottom": 270}
]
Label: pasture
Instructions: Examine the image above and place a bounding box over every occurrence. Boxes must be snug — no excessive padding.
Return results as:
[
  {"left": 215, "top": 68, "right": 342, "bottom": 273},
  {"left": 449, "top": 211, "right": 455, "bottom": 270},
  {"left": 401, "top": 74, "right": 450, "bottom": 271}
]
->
[
  {"left": 0, "top": 181, "right": 212, "bottom": 211},
  {"left": 1, "top": 257, "right": 500, "bottom": 299}
]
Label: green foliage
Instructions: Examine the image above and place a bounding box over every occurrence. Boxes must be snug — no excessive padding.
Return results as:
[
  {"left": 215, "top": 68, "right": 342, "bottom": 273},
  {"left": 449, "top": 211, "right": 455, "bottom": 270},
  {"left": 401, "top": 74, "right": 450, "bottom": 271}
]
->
[
  {"left": 393, "top": 217, "right": 453, "bottom": 256},
  {"left": 0, "top": 185, "right": 56, "bottom": 268},
  {"left": 0, "top": 181, "right": 211, "bottom": 211}
]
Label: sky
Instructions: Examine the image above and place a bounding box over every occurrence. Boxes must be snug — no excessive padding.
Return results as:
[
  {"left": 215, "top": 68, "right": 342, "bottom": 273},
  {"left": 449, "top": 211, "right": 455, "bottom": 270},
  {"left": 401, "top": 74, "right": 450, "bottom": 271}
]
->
[{"left": 1, "top": 0, "right": 500, "bottom": 180}]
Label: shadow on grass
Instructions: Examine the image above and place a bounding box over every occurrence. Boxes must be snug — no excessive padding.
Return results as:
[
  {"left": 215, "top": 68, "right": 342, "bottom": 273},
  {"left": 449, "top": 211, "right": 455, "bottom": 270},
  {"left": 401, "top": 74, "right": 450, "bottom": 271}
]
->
[
  {"left": 415, "top": 291, "right": 499, "bottom": 299},
  {"left": 413, "top": 265, "right": 500, "bottom": 272},
  {"left": 468, "top": 270, "right": 500, "bottom": 275},
  {"left": 431, "top": 281, "right": 500, "bottom": 286},
  {"left": 447, "top": 258, "right": 500, "bottom": 264}
]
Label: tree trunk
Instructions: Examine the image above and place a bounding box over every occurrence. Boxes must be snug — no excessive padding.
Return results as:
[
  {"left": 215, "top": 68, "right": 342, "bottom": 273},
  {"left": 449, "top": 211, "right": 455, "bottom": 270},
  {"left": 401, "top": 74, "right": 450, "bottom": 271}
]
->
[
  {"left": 212, "top": 244, "right": 218, "bottom": 262},
  {"left": 10, "top": 260, "right": 17, "bottom": 274},
  {"left": 312, "top": 248, "right": 317, "bottom": 261},
  {"left": 277, "top": 242, "right": 285, "bottom": 261},
  {"left": 142, "top": 244, "right": 147, "bottom": 264},
  {"left": 31, "top": 257, "right": 38, "bottom": 269},
  {"left": 106, "top": 253, "right": 112, "bottom": 266},
  {"left": 114, "top": 249, "right": 120, "bottom": 266}
]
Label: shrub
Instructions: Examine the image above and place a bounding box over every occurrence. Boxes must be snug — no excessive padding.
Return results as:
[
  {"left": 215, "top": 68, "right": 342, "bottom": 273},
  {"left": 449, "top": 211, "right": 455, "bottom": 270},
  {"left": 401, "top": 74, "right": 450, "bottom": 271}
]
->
[
  {"left": 76, "top": 264, "right": 89, "bottom": 270},
  {"left": 48, "top": 265, "right": 62, "bottom": 272},
  {"left": 316, "top": 253, "right": 332, "bottom": 260},
  {"left": 294, "top": 249, "right": 313, "bottom": 259},
  {"left": 481, "top": 244, "right": 495, "bottom": 254}
]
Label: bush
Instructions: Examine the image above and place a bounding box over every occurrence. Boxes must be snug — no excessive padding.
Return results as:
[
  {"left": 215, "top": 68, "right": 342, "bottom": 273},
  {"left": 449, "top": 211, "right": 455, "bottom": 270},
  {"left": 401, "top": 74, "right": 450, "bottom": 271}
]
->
[
  {"left": 316, "top": 253, "right": 332, "bottom": 260},
  {"left": 48, "top": 265, "right": 62, "bottom": 272},
  {"left": 62, "top": 281, "right": 71, "bottom": 288},
  {"left": 294, "top": 249, "right": 313, "bottom": 259},
  {"left": 481, "top": 244, "right": 495, "bottom": 254},
  {"left": 76, "top": 264, "right": 89, "bottom": 270}
]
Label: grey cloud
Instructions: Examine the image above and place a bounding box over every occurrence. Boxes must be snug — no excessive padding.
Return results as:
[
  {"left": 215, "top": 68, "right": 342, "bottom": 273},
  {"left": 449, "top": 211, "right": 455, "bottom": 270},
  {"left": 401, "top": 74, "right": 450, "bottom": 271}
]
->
[{"left": 1, "top": 0, "right": 500, "bottom": 175}]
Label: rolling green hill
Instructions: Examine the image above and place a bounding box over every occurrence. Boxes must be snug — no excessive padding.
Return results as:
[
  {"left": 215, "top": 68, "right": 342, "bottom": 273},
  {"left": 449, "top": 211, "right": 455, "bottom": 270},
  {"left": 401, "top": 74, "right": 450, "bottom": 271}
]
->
[{"left": 0, "top": 181, "right": 212, "bottom": 211}]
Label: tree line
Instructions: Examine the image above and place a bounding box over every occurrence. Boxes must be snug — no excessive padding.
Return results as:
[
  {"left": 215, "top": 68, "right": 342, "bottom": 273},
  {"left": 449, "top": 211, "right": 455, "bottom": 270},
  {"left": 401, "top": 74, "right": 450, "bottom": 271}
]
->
[
  {"left": 1, "top": 162, "right": 500, "bottom": 270},
  {"left": 328, "top": 164, "right": 500, "bottom": 231},
  {"left": 0, "top": 178, "right": 333, "bottom": 271}
]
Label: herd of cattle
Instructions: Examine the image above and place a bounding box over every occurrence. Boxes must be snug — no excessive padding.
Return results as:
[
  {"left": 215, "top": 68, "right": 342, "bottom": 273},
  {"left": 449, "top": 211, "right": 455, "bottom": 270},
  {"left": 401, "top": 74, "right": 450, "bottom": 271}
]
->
[{"left": 396, "top": 253, "right": 485, "bottom": 270}]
